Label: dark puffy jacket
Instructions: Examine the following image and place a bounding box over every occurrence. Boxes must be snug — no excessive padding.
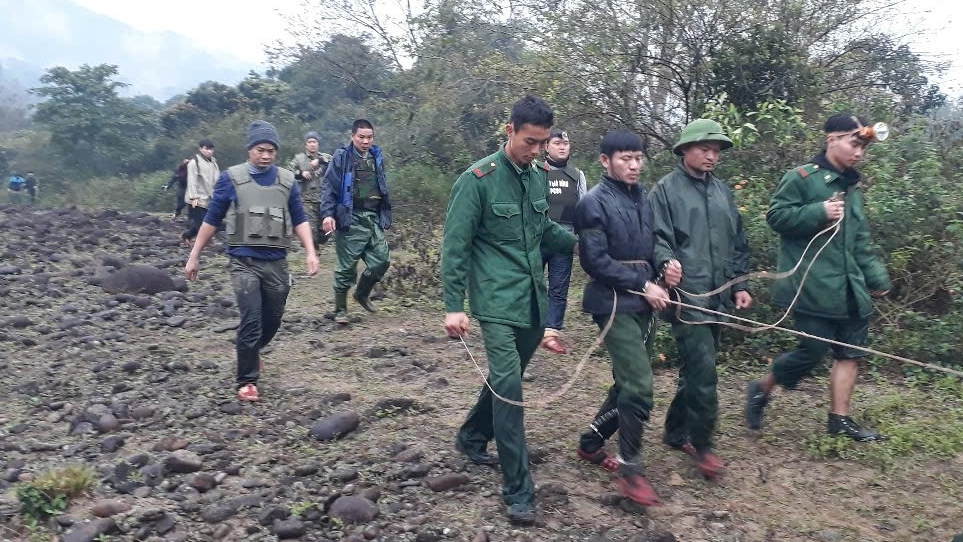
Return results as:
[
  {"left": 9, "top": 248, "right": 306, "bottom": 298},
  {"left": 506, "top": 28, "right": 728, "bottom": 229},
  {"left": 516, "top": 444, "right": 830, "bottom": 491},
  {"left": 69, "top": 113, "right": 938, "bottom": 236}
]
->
[
  {"left": 320, "top": 143, "right": 392, "bottom": 231},
  {"left": 575, "top": 175, "right": 656, "bottom": 315}
]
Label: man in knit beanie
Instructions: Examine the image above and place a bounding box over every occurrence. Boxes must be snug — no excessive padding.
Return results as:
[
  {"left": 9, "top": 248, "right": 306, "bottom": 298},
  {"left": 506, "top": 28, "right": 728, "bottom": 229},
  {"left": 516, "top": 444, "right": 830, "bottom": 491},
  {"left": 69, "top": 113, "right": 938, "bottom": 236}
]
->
[
  {"left": 289, "top": 130, "right": 332, "bottom": 247},
  {"left": 185, "top": 120, "right": 319, "bottom": 402}
]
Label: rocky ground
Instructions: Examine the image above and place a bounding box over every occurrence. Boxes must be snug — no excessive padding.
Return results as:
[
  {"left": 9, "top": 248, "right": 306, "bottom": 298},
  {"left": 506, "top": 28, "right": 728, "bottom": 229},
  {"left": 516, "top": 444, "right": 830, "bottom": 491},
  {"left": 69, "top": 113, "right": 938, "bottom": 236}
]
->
[{"left": 0, "top": 205, "right": 961, "bottom": 542}]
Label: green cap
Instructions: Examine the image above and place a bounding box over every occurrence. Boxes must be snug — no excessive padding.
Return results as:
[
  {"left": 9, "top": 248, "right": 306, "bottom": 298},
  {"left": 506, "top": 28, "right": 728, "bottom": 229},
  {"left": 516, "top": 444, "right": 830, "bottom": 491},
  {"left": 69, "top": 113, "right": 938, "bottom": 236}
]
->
[{"left": 672, "top": 119, "right": 733, "bottom": 156}]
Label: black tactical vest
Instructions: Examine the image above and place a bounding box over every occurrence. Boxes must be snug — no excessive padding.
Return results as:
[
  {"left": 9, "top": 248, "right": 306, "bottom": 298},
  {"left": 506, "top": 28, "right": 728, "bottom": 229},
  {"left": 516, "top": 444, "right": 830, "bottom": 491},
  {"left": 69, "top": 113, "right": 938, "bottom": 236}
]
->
[{"left": 547, "top": 164, "right": 581, "bottom": 224}]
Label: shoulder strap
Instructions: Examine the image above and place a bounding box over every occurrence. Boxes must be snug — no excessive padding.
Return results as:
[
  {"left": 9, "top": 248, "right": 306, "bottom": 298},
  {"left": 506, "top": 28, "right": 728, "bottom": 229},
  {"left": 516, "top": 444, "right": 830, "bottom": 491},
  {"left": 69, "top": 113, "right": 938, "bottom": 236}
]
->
[
  {"left": 227, "top": 164, "right": 252, "bottom": 186},
  {"left": 795, "top": 163, "right": 818, "bottom": 178},
  {"left": 472, "top": 159, "right": 497, "bottom": 178}
]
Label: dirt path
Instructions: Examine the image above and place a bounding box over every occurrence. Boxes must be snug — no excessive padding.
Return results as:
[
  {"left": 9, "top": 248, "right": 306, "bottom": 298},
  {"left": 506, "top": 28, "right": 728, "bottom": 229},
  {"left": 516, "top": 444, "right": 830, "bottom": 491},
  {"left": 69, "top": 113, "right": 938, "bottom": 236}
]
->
[{"left": 1, "top": 207, "right": 960, "bottom": 542}]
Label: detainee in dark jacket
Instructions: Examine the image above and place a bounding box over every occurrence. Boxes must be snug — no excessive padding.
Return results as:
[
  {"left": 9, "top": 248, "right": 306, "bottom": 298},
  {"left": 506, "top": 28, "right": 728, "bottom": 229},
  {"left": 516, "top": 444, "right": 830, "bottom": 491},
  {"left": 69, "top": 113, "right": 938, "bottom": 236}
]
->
[
  {"left": 573, "top": 129, "right": 670, "bottom": 507},
  {"left": 320, "top": 119, "right": 392, "bottom": 324}
]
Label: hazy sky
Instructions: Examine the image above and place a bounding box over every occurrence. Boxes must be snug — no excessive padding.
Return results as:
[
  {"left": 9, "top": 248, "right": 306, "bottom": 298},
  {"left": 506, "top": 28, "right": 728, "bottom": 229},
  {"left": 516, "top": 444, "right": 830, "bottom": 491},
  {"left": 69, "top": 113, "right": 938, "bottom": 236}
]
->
[{"left": 72, "top": 0, "right": 963, "bottom": 96}]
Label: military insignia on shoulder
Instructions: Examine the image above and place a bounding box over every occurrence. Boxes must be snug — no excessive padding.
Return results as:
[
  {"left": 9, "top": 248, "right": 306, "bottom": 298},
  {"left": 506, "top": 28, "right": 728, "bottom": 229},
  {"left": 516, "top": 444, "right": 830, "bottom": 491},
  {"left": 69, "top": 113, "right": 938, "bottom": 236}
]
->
[
  {"left": 472, "top": 161, "right": 497, "bottom": 178},
  {"left": 534, "top": 159, "right": 551, "bottom": 172},
  {"left": 795, "top": 163, "right": 819, "bottom": 178}
]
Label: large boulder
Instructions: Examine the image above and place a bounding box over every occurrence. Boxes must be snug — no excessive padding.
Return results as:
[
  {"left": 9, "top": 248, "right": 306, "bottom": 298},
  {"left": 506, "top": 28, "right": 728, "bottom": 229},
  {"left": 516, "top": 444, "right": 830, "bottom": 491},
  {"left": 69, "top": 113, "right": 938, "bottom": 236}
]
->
[{"left": 100, "top": 265, "right": 177, "bottom": 295}]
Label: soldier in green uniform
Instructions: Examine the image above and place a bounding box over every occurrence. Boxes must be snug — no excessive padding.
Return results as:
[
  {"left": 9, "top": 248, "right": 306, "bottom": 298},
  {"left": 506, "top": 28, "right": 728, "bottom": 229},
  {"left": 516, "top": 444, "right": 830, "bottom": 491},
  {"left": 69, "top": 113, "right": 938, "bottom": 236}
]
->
[
  {"left": 648, "top": 119, "right": 752, "bottom": 479},
  {"left": 289, "top": 131, "right": 332, "bottom": 248},
  {"left": 321, "top": 119, "right": 392, "bottom": 324},
  {"left": 745, "top": 113, "right": 892, "bottom": 441},
  {"left": 442, "top": 95, "right": 577, "bottom": 525}
]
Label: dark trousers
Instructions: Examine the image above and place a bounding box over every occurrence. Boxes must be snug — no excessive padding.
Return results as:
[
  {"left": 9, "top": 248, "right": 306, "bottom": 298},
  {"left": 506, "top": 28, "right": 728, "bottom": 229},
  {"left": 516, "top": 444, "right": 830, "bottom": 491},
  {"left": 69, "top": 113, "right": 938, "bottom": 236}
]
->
[
  {"left": 458, "top": 321, "right": 543, "bottom": 506},
  {"left": 541, "top": 248, "right": 574, "bottom": 331},
  {"left": 579, "top": 312, "right": 655, "bottom": 465},
  {"left": 173, "top": 186, "right": 187, "bottom": 216},
  {"left": 230, "top": 257, "right": 291, "bottom": 388},
  {"left": 333, "top": 210, "right": 390, "bottom": 292},
  {"left": 182, "top": 205, "right": 207, "bottom": 240},
  {"left": 663, "top": 324, "right": 721, "bottom": 452},
  {"left": 772, "top": 314, "right": 870, "bottom": 389}
]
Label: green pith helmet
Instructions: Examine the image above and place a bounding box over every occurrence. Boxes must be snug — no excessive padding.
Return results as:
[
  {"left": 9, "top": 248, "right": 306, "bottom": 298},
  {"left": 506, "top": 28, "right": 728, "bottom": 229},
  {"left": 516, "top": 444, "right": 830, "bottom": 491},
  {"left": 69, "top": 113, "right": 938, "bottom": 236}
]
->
[{"left": 672, "top": 119, "right": 734, "bottom": 156}]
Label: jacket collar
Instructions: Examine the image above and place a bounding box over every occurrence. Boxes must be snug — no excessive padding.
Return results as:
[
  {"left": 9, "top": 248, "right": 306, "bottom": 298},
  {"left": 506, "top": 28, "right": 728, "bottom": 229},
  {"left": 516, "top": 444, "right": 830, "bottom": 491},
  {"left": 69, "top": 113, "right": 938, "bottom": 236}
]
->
[
  {"left": 600, "top": 174, "right": 642, "bottom": 197},
  {"left": 675, "top": 163, "right": 715, "bottom": 183},
  {"left": 498, "top": 144, "right": 532, "bottom": 175},
  {"left": 813, "top": 151, "right": 860, "bottom": 186}
]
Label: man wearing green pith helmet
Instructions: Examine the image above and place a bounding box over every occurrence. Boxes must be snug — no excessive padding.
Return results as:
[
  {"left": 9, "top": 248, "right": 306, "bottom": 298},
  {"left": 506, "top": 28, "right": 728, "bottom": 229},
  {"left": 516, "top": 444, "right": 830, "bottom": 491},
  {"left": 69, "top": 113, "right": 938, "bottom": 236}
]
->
[{"left": 648, "top": 118, "right": 752, "bottom": 479}]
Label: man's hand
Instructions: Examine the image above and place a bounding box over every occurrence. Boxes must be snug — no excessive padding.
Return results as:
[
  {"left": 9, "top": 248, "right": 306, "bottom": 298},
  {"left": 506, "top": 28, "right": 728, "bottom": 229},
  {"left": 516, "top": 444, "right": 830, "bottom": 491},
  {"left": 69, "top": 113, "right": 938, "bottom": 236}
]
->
[
  {"left": 664, "top": 259, "right": 683, "bottom": 287},
  {"left": 302, "top": 170, "right": 312, "bottom": 180},
  {"left": 190, "top": 198, "right": 199, "bottom": 208},
  {"left": 310, "top": 158, "right": 319, "bottom": 169},
  {"left": 870, "top": 289, "right": 890, "bottom": 299},
  {"left": 734, "top": 290, "right": 753, "bottom": 309},
  {"left": 445, "top": 312, "right": 470, "bottom": 338},
  {"left": 824, "top": 199, "right": 845, "bottom": 221},
  {"left": 645, "top": 282, "right": 670, "bottom": 311},
  {"left": 305, "top": 252, "right": 319, "bottom": 276},
  {"left": 185, "top": 256, "right": 200, "bottom": 281},
  {"left": 322, "top": 217, "right": 336, "bottom": 234}
]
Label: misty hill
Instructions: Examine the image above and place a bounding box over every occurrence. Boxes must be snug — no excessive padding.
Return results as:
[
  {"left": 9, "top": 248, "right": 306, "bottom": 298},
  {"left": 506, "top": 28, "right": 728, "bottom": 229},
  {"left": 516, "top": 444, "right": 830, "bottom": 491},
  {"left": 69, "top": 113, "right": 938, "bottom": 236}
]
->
[{"left": 0, "top": 0, "right": 255, "bottom": 100}]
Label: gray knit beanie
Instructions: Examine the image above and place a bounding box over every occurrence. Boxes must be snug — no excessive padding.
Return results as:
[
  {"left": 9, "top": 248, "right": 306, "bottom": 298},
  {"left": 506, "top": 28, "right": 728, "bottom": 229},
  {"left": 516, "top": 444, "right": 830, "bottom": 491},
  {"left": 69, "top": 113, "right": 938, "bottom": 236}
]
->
[
  {"left": 304, "top": 131, "right": 321, "bottom": 143},
  {"left": 246, "top": 120, "right": 280, "bottom": 150}
]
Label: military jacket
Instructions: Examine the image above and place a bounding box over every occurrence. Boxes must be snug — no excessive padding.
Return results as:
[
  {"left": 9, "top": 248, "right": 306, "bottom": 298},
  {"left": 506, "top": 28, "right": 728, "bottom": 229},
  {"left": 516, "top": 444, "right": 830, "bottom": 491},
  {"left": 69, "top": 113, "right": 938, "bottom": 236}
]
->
[
  {"left": 767, "top": 156, "right": 891, "bottom": 319},
  {"left": 290, "top": 152, "right": 330, "bottom": 202},
  {"left": 648, "top": 165, "right": 750, "bottom": 321},
  {"left": 442, "top": 146, "right": 578, "bottom": 327}
]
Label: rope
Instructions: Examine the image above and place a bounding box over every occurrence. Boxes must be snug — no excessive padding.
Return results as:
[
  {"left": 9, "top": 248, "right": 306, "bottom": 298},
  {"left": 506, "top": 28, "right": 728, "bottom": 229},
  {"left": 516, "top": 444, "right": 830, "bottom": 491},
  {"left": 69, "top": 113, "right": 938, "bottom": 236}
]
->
[
  {"left": 458, "top": 291, "right": 618, "bottom": 408},
  {"left": 457, "top": 208, "right": 962, "bottom": 408}
]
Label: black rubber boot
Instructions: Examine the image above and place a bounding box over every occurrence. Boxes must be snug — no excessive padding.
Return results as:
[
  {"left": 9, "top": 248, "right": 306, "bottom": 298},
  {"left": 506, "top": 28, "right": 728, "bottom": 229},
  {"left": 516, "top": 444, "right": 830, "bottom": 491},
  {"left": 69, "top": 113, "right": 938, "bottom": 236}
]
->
[
  {"left": 506, "top": 502, "right": 536, "bottom": 526},
  {"left": 334, "top": 291, "right": 349, "bottom": 324},
  {"left": 745, "top": 379, "right": 770, "bottom": 430},
  {"left": 353, "top": 273, "right": 378, "bottom": 313},
  {"left": 827, "top": 413, "right": 882, "bottom": 442}
]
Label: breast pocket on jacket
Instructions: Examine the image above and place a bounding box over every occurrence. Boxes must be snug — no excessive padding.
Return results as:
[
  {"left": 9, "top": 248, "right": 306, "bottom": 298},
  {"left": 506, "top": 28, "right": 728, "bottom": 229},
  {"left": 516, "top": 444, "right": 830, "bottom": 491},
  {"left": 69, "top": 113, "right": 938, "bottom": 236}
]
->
[{"left": 487, "top": 202, "right": 523, "bottom": 241}]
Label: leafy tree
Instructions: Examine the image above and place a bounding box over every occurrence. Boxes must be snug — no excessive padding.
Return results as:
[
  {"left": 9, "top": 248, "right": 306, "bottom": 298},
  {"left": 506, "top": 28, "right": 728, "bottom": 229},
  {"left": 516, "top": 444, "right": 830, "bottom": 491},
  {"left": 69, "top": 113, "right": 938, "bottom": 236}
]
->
[{"left": 31, "top": 64, "right": 158, "bottom": 175}]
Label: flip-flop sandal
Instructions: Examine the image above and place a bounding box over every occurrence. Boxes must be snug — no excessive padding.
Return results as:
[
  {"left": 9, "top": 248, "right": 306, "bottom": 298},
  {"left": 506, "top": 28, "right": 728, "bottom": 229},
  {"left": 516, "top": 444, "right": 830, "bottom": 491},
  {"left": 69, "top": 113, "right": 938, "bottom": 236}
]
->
[
  {"left": 541, "top": 336, "right": 569, "bottom": 354},
  {"left": 576, "top": 447, "right": 620, "bottom": 472}
]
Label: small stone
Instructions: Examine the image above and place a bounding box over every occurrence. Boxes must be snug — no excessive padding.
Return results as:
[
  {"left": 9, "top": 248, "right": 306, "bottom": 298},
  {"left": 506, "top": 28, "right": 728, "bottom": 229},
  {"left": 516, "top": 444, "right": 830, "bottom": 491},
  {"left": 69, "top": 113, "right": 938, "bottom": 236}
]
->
[
  {"left": 309, "top": 411, "right": 360, "bottom": 440},
  {"left": 131, "top": 406, "right": 155, "bottom": 420},
  {"left": 329, "top": 468, "right": 359, "bottom": 482},
  {"left": 293, "top": 463, "right": 319, "bottom": 476},
  {"left": 201, "top": 502, "right": 238, "bottom": 523},
  {"left": 667, "top": 472, "right": 686, "bottom": 486},
  {"left": 328, "top": 496, "right": 379, "bottom": 524},
  {"left": 424, "top": 473, "right": 470, "bottom": 492},
  {"left": 167, "top": 316, "right": 186, "bottom": 327},
  {"left": 259, "top": 505, "right": 290, "bottom": 526},
  {"left": 165, "top": 450, "right": 203, "bottom": 473},
  {"left": 154, "top": 436, "right": 190, "bottom": 452},
  {"left": 101, "top": 436, "right": 125, "bottom": 453},
  {"left": 273, "top": 518, "right": 307, "bottom": 539},
  {"left": 91, "top": 500, "right": 131, "bottom": 518},
  {"left": 62, "top": 518, "right": 117, "bottom": 542},
  {"left": 220, "top": 402, "right": 243, "bottom": 415},
  {"left": 188, "top": 473, "right": 218, "bottom": 492},
  {"left": 97, "top": 414, "right": 120, "bottom": 433}
]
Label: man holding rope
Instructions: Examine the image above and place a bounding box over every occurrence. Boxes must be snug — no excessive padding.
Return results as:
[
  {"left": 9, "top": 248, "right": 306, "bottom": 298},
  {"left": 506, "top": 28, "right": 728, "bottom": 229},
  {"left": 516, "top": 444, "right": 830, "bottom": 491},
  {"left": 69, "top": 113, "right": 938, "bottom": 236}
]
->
[
  {"left": 649, "top": 119, "right": 752, "bottom": 479},
  {"left": 745, "top": 112, "right": 892, "bottom": 441},
  {"left": 441, "top": 95, "right": 577, "bottom": 526},
  {"left": 573, "top": 129, "right": 670, "bottom": 505}
]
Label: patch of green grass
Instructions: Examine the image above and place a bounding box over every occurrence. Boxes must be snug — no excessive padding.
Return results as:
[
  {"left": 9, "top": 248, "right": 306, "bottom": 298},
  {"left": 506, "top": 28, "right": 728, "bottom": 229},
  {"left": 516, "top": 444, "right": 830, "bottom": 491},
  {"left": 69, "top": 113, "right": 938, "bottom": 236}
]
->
[
  {"left": 806, "top": 379, "right": 963, "bottom": 466},
  {"left": 16, "top": 464, "right": 97, "bottom": 527}
]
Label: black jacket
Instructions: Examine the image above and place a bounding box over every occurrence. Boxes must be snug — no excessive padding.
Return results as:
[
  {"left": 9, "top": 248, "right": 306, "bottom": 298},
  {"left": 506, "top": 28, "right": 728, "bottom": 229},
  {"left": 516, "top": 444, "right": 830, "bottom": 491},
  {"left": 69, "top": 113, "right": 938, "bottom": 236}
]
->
[{"left": 575, "top": 175, "right": 656, "bottom": 315}]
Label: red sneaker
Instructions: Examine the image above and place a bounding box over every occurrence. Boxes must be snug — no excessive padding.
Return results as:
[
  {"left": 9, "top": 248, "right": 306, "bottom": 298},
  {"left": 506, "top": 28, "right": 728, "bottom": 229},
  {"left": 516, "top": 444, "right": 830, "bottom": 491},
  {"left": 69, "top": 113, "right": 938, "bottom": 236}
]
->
[
  {"left": 693, "top": 450, "right": 725, "bottom": 479},
  {"left": 238, "top": 384, "right": 260, "bottom": 402},
  {"left": 616, "top": 471, "right": 661, "bottom": 506},
  {"left": 576, "top": 447, "right": 620, "bottom": 472}
]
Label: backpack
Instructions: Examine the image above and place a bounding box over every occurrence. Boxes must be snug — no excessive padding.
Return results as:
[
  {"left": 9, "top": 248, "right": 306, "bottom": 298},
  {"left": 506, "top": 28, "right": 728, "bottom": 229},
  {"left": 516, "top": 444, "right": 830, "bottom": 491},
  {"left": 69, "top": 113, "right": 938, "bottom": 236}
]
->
[{"left": 8, "top": 176, "right": 24, "bottom": 191}]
